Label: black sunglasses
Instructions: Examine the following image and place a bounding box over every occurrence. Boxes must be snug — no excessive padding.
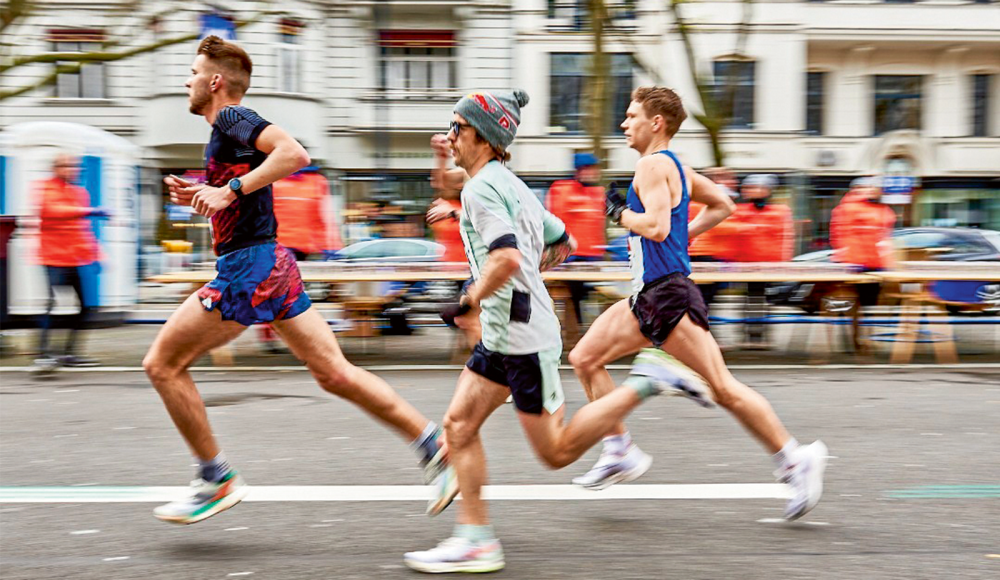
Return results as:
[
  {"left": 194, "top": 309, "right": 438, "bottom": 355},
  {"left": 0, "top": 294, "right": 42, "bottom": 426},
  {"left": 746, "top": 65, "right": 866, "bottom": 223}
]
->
[{"left": 449, "top": 121, "right": 472, "bottom": 136}]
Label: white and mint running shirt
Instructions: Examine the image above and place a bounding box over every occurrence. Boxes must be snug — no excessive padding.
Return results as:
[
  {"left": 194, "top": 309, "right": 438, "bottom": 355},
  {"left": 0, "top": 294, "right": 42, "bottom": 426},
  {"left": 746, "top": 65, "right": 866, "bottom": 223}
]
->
[{"left": 460, "top": 161, "right": 567, "bottom": 355}]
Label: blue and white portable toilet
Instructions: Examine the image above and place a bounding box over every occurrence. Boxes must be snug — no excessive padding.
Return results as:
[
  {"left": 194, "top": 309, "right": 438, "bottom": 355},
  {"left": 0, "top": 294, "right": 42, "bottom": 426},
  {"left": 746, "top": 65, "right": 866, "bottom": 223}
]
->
[{"left": 0, "top": 122, "right": 141, "bottom": 323}]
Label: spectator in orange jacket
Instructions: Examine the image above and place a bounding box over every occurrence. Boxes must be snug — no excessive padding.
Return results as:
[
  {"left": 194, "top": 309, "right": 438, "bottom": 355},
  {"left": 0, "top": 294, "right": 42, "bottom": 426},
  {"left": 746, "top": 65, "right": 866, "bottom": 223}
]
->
[
  {"left": 34, "top": 154, "right": 108, "bottom": 369},
  {"left": 830, "top": 177, "right": 897, "bottom": 317},
  {"left": 272, "top": 168, "right": 341, "bottom": 260},
  {"left": 731, "top": 174, "right": 794, "bottom": 263},
  {"left": 689, "top": 167, "right": 740, "bottom": 306},
  {"left": 830, "top": 177, "right": 896, "bottom": 272},
  {"left": 546, "top": 153, "right": 605, "bottom": 324},
  {"left": 731, "top": 174, "right": 792, "bottom": 346}
]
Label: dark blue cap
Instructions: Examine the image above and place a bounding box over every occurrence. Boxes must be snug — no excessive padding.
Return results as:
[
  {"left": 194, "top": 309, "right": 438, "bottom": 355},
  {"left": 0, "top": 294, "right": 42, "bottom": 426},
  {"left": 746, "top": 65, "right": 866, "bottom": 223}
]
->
[{"left": 574, "top": 153, "right": 599, "bottom": 169}]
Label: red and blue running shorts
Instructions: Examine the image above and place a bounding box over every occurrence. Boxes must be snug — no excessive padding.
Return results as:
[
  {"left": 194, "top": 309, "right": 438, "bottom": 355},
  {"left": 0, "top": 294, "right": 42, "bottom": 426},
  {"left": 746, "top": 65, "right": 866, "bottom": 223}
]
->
[{"left": 197, "top": 242, "right": 311, "bottom": 326}]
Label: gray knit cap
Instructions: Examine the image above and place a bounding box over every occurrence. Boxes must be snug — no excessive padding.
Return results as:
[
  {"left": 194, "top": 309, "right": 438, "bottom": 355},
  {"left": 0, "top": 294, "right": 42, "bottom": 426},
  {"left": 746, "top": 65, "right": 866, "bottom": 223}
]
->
[{"left": 453, "top": 89, "right": 530, "bottom": 151}]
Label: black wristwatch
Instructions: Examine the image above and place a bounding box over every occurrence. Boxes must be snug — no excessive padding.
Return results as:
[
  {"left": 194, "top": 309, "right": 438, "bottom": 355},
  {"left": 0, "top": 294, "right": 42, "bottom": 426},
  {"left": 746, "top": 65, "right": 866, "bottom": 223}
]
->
[{"left": 228, "top": 177, "right": 245, "bottom": 198}]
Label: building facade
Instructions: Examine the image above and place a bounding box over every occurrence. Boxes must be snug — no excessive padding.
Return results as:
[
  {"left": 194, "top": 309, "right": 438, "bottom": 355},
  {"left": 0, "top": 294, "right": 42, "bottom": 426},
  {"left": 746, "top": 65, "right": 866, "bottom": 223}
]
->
[{"left": 2, "top": 0, "right": 998, "bottom": 251}]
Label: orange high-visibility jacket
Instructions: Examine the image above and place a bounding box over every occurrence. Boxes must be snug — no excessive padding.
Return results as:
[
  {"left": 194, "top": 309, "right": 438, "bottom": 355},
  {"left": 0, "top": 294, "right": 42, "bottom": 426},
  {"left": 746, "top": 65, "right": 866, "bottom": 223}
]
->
[
  {"left": 729, "top": 202, "right": 794, "bottom": 262},
  {"left": 546, "top": 179, "right": 606, "bottom": 258},
  {"left": 35, "top": 177, "right": 99, "bottom": 267},
  {"left": 273, "top": 172, "right": 342, "bottom": 255},
  {"left": 429, "top": 199, "right": 466, "bottom": 263},
  {"left": 829, "top": 192, "right": 897, "bottom": 270},
  {"left": 688, "top": 201, "right": 740, "bottom": 260}
]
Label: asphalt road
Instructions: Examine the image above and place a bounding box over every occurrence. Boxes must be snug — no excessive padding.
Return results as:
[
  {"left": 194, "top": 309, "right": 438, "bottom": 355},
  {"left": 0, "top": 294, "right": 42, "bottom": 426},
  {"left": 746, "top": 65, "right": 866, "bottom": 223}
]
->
[{"left": 1, "top": 367, "right": 998, "bottom": 579}]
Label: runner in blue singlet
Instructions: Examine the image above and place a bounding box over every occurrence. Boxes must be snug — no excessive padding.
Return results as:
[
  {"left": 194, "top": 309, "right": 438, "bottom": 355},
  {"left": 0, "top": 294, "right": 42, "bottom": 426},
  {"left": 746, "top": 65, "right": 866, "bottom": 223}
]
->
[{"left": 568, "top": 86, "right": 829, "bottom": 521}]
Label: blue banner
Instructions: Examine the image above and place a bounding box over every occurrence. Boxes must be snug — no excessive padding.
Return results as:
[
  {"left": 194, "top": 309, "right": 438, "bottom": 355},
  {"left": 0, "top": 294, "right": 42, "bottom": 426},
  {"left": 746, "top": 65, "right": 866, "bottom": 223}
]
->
[{"left": 200, "top": 13, "right": 236, "bottom": 40}]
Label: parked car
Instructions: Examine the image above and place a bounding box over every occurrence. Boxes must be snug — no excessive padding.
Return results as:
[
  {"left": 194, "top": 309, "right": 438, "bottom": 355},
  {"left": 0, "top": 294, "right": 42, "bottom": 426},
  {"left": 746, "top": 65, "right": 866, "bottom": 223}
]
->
[
  {"left": 767, "top": 227, "right": 1000, "bottom": 313},
  {"left": 326, "top": 238, "right": 444, "bottom": 262}
]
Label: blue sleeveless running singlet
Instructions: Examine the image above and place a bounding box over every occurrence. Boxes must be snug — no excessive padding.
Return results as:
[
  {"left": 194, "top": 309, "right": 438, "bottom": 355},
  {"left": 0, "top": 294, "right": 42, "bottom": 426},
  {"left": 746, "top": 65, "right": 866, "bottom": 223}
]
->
[{"left": 626, "top": 150, "right": 690, "bottom": 294}]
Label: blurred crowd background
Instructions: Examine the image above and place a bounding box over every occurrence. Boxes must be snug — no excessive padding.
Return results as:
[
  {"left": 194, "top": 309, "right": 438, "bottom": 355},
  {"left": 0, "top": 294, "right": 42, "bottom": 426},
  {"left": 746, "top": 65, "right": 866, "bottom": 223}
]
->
[{"left": 1, "top": 0, "right": 998, "bottom": 354}]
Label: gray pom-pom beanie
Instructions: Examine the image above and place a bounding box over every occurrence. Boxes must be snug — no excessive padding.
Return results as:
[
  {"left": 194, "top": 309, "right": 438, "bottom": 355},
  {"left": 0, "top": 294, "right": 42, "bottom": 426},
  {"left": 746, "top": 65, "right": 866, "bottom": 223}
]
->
[{"left": 453, "top": 89, "right": 529, "bottom": 151}]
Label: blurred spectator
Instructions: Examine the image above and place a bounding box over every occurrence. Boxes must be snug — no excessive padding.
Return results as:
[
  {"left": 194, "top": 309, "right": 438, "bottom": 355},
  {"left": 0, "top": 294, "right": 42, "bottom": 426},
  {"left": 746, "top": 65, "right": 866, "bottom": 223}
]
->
[
  {"left": 260, "top": 167, "right": 342, "bottom": 352},
  {"left": 546, "top": 152, "right": 605, "bottom": 324},
  {"left": 731, "top": 174, "right": 793, "bottom": 346},
  {"left": 427, "top": 198, "right": 465, "bottom": 264},
  {"left": 830, "top": 177, "right": 897, "bottom": 351},
  {"left": 689, "top": 167, "right": 740, "bottom": 306},
  {"left": 830, "top": 177, "right": 896, "bottom": 274},
  {"left": 34, "top": 153, "right": 108, "bottom": 368},
  {"left": 273, "top": 167, "right": 342, "bottom": 260}
]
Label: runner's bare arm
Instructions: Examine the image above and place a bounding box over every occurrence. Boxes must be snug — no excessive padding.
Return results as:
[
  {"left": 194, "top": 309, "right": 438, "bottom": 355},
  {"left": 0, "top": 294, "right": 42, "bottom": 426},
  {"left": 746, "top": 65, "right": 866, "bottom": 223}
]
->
[
  {"left": 619, "top": 155, "right": 674, "bottom": 243},
  {"left": 237, "top": 124, "right": 311, "bottom": 195},
  {"left": 464, "top": 248, "right": 521, "bottom": 307},
  {"left": 430, "top": 133, "right": 468, "bottom": 200},
  {"left": 688, "top": 169, "right": 735, "bottom": 239}
]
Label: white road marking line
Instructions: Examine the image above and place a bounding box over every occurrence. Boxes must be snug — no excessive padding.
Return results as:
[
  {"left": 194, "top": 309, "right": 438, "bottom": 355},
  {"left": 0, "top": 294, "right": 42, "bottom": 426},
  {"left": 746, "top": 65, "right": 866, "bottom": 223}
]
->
[
  {"left": 225, "top": 527, "right": 248, "bottom": 531},
  {"left": 55, "top": 389, "right": 79, "bottom": 393},
  {"left": 70, "top": 529, "right": 99, "bottom": 535},
  {"left": 228, "top": 573, "right": 254, "bottom": 577},
  {"left": 102, "top": 557, "right": 129, "bottom": 562},
  {"left": 920, "top": 433, "right": 944, "bottom": 436},
  {"left": 326, "top": 436, "right": 350, "bottom": 440},
  {"left": 113, "top": 427, "right": 136, "bottom": 431},
  {"left": 0, "top": 484, "right": 793, "bottom": 503}
]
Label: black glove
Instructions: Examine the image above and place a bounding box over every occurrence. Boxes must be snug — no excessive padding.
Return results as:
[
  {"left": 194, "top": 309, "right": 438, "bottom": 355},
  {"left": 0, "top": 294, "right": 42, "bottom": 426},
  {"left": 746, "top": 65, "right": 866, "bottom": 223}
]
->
[
  {"left": 440, "top": 300, "right": 472, "bottom": 328},
  {"left": 605, "top": 183, "right": 627, "bottom": 224}
]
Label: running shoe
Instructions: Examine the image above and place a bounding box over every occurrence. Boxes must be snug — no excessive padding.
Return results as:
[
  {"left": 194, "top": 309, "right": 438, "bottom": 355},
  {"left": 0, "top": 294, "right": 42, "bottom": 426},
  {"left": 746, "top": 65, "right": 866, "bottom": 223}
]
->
[
  {"left": 572, "top": 444, "right": 653, "bottom": 490},
  {"left": 426, "top": 465, "right": 460, "bottom": 517},
  {"left": 775, "top": 440, "right": 828, "bottom": 521},
  {"left": 153, "top": 471, "right": 249, "bottom": 525},
  {"left": 627, "top": 348, "right": 715, "bottom": 408},
  {"left": 57, "top": 355, "right": 100, "bottom": 367},
  {"left": 404, "top": 537, "right": 505, "bottom": 574},
  {"left": 422, "top": 444, "right": 448, "bottom": 485}
]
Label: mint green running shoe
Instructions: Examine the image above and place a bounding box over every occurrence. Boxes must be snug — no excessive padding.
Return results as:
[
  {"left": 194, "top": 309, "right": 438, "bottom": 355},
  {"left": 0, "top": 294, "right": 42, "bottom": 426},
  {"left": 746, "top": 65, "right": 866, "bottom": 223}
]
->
[
  {"left": 627, "top": 348, "right": 715, "bottom": 408},
  {"left": 153, "top": 471, "right": 249, "bottom": 525}
]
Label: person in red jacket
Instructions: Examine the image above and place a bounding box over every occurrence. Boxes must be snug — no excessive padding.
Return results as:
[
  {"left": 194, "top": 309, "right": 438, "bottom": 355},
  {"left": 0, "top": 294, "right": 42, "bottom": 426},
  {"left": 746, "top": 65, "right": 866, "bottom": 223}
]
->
[
  {"left": 830, "top": 176, "right": 897, "bottom": 331},
  {"left": 546, "top": 153, "right": 606, "bottom": 324},
  {"left": 731, "top": 174, "right": 793, "bottom": 346},
  {"left": 272, "top": 168, "right": 342, "bottom": 261},
  {"left": 259, "top": 168, "right": 343, "bottom": 351},
  {"left": 689, "top": 167, "right": 740, "bottom": 306},
  {"left": 34, "top": 153, "right": 109, "bottom": 369}
]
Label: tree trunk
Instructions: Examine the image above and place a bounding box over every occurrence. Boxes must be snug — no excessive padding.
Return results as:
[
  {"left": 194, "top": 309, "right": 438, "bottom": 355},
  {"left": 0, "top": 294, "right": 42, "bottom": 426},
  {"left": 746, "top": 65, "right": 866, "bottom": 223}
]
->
[{"left": 587, "top": 0, "right": 609, "bottom": 165}]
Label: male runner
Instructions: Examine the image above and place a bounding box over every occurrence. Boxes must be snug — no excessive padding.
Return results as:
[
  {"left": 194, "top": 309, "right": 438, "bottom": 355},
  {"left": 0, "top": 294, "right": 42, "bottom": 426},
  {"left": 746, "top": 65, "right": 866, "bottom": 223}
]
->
[
  {"left": 403, "top": 89, "right": 713, "bottom": 574},
  {"left": 145, "top": 36, "right": 447, "bottom": 524},
  {"left": 568, "top": 86, "right": 828, "bottom": 521}
]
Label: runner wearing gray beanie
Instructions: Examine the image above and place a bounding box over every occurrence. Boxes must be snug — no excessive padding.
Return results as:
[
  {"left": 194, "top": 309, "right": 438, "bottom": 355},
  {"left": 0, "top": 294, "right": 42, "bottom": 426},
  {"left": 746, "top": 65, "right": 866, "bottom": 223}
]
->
[{"left": 453, "top": 90, "right": 530, "bottom": 152}]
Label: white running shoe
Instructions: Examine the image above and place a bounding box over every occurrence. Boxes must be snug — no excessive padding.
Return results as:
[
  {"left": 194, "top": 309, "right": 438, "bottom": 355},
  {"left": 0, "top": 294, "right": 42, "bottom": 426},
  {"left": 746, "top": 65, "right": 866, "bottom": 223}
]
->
[
  {"left": 404, "top": 537, "right": 505, "bottom": 574},
  {"left": 153, "top": 472, "right": 249, "bottom": 525},
  {"left": 627, "top": 348, "right": 715, "bottom": 408},
  {"left": 426, "top": 465, "right": 459, "bottom": 517},
  {"left": 776, "top": 440, "right": 828, "bottom": 521},
  {"left": 572, "top": 445, "right": 653, "bottom": 491}
]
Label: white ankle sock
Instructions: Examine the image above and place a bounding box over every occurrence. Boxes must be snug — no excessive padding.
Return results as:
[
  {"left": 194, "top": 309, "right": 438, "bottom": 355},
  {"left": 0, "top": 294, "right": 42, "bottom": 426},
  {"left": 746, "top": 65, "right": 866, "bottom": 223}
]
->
[
  {"left": 773, "top": 439, "right": 800, "bottom": 469},
  {"left": 603, "top": 432, "right": 633, "bottom": 456}
]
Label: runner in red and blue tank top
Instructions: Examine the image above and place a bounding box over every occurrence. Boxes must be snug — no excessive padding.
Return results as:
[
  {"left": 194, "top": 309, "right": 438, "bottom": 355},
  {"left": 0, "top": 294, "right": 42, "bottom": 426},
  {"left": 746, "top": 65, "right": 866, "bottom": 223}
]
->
[{"left": 568, "top": 86, "right": 829, "bottom": 522}]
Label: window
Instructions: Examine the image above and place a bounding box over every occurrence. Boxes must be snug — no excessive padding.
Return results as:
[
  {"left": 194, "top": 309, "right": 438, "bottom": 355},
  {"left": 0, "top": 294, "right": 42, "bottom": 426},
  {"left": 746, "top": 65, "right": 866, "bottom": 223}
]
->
[
  {"left": 874, "top": 75, "right": 922, "bottom": 135},
  {"left": 547, "top": 0, "right": 637, "bottom": 30},
  {"left": 712, "top": 60, "right": 756, "bottom": 129},
  {"left": 972, "top": 74, "right": 991, "bottom": 137},
  {"left": 549, "top": 53, "right": 635, "bottom": 134},
  {"left": 49, "top": 29, "right": 105, "bottom": 99},
  {"left": 378, "top": 31, "right": 456, "bottom": 98},
  {"left": 806, "top": 72, "right": 825, "bottom": 135},
  {"left": 276, "top": 19, "right": 304, "bottom": 93}
]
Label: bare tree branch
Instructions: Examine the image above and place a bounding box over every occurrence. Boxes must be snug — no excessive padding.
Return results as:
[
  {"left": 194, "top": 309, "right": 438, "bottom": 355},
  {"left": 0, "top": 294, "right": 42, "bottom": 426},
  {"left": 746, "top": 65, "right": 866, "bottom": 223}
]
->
[
  {"left": 668, "top": 0, "right": 755, "bottom": 166},
  {"left": 0, "top": 0, "right": 32, "bottom": 36},
  {"left": 0, "top": 11, "right": 274, "bottom": 101}
]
